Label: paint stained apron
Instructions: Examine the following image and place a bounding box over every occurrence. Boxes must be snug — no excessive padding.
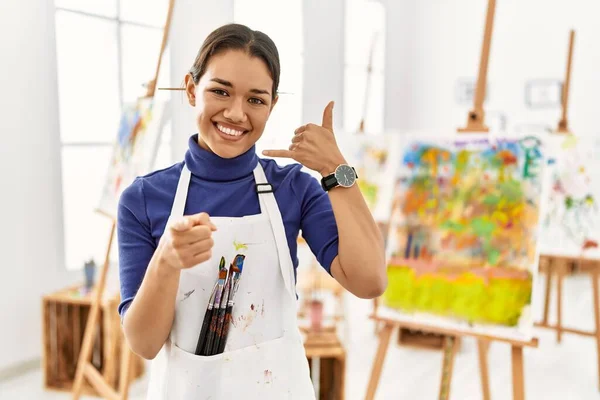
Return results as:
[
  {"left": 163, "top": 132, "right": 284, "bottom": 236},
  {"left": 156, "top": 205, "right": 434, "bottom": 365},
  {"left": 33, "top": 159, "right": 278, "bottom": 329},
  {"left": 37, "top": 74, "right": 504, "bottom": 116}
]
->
[{"left": 146, "top": 163, "right": 315, "bottom": 399}]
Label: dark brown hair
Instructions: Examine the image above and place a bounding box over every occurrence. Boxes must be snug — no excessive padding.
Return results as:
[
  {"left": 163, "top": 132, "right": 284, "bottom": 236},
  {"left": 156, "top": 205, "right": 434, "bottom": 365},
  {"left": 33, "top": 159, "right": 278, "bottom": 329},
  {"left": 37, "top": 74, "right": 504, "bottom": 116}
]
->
[{"left": 189, "top": 23, "right": 280, "bottom": 100}]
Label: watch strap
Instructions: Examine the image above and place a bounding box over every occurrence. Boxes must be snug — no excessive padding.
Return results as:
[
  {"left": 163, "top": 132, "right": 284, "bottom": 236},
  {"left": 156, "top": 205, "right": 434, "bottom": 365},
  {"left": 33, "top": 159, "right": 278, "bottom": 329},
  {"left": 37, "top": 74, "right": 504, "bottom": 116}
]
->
[{"left": 321, "top": 173, "right": 339, "bottom": 191}]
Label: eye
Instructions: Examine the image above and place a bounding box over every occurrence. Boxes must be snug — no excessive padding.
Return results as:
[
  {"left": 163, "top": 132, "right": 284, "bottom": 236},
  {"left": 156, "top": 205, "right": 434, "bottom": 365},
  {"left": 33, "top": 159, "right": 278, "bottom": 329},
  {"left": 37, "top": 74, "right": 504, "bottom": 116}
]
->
[
  {"left": 248, "top": 97, "right": 266, "bottom": 105},
  {"left": 211, "top": 89, "right": 228, "bottom": 96}
]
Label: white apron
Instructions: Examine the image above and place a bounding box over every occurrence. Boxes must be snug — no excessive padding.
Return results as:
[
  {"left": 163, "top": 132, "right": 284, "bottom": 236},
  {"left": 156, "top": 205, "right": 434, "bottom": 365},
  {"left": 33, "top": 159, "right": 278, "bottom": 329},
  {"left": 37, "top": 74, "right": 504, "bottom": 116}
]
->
[{"left": 146, "top": 162, "right": 315, "bottom": 399}]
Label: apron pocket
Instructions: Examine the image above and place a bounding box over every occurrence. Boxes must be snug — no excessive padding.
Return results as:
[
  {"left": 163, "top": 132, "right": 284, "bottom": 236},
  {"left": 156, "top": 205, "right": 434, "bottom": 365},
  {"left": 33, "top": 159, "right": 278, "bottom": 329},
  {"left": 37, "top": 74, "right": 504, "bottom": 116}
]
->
[{"left": 164, "top": 333, "right": 314, "bottom": 400}]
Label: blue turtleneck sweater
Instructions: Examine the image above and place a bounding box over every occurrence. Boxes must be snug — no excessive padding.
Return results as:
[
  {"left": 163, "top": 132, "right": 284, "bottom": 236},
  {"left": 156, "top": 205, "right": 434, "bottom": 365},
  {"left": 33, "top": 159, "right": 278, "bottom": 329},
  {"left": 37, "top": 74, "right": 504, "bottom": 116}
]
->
[{"left": 117, "top": 134, "right": 339, "bottom": 318}]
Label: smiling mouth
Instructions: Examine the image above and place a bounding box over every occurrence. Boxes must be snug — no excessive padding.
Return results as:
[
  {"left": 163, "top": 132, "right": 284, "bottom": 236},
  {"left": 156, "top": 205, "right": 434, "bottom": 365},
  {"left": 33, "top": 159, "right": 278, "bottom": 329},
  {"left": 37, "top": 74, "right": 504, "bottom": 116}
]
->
[{"left": 214, "top": 122, "right": 248, "bottom": 138}]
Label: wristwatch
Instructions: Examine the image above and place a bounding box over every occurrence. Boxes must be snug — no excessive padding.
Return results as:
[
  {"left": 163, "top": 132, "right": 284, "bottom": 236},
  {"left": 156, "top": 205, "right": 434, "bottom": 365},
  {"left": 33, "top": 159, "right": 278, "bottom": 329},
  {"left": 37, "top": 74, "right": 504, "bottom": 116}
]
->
[{"left": 321, "top": 164, "right": 358, "bottom": 191}]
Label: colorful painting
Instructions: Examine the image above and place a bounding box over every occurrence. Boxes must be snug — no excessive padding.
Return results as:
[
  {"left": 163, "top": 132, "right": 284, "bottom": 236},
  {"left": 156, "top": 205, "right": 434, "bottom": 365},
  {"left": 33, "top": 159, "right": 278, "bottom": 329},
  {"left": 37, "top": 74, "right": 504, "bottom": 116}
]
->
[
  {"left": 340, "top": 133, "right": 399, "bottom": 221},
  {"left": 539, "top": 134, "right": 600, "bottom": 259},
  {"left": 97, "top": 98, "right": 168, "bottom": 218},
  {"left": 381, "top": 134, "right": 547, "bottom": 340}
]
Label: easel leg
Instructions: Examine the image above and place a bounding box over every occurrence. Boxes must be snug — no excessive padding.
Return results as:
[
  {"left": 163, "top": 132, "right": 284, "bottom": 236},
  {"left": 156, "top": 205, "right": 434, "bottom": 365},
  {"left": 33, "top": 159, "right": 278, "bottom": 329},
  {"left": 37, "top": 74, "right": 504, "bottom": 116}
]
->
[
  {"left": 118, "top": 344, "right": 133, "bottom": 400},
  {"left": 438, "top": 336, "right": 459, "bottom": 400},
  {"left": 365, "top": 323, "right": 394, "bottom": 400},
  {"left": 591, "top": 268, "right": 600, "bottom": 391},
  {"left": 542, "top": 259, "right": 553, "bottom": 325},
  {"left": 477, "top": 340, "right": 491, "bottom": 400},
  {"left": 71, "top": 222, "right": 116, "bottom": 399},
  {"left": 373, "top": 298, "right": 380, "bottom": 334},
  {"left": 71, "top": 293, "right": 101, "bottom": 399},
  {"left": 511, "top": 345, "right": 525, "bottom": 400},
  {"left": 556, "top": 261, "right": 565, "bottom": 343}
]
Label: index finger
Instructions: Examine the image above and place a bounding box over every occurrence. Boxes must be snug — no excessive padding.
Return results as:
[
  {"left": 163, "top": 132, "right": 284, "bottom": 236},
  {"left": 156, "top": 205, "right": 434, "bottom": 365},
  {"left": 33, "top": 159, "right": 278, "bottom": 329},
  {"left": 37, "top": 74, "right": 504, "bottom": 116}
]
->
[{"left": 262, "top": 149, "right": 294, "bottom": 158}]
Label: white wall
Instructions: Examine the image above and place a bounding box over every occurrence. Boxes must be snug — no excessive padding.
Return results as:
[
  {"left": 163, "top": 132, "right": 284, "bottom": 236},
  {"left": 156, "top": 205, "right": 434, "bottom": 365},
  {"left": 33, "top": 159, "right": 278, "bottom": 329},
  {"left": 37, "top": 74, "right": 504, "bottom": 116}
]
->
[
  {"left": 302, "top": 0, "right": 345, "bottom": 128},
  {"left": 169, "top": 0, "right": 235, "bottom": 160},
  {"left": 382, "top": 0, "right": 418, "bottom": 132},
  {"left": 384, "top": 0, "right": 600, "bottom": 135},
  {"left": 0, "top": 0, "right": 79, "bottom": 372}
]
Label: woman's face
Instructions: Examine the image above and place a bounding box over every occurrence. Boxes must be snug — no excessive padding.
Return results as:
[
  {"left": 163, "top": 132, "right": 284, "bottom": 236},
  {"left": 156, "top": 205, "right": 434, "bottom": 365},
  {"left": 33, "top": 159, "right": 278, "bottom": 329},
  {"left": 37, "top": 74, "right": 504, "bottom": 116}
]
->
[{"left": 185, "top": 50, "right": 278, "bottom": 159}]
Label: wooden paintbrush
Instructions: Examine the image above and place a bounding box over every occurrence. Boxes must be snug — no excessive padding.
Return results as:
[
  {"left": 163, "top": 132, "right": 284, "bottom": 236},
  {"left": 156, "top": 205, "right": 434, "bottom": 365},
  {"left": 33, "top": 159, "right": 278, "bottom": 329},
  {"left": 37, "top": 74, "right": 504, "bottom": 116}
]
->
[
  {"left": 211, "top": 269, "right": 232, "bottom": 355},
  {"left": 194, "top": 256, "right": 225, "bottom": 355},
  {"left": 216, "top": 254, "right": 245, "bottom": 354},
  {"left": 202, "top": 257, "right": 229, "bottom": 356}
]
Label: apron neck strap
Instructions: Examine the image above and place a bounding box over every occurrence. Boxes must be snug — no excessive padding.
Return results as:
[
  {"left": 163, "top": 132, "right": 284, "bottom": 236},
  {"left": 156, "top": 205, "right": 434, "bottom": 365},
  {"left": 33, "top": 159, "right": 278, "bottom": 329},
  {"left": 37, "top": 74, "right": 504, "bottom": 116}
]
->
[
  {"left": 169, "top": 164, "right": 192, "bottom": 222},
  {"left": 253, "top": 162, "right": 296, "bottom": 299},
  {"left": 253, "top": 163, "right": 271, "bottom": 215}
]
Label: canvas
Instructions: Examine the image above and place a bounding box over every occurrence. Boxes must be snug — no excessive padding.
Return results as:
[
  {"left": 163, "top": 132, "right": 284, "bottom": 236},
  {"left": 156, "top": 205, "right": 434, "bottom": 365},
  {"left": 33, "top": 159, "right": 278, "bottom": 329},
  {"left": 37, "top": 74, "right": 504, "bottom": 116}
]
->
[
  {"left": 97, "top": 97, "right": 169, "bottom": 218},
  {"left": 539, "top": 134, "right": 600, "bottom": 259},
  {"left": 381, "top": 133, "right": 547, "bottom": 341},
  {"left": 340, "top": 133, "right": 399, "bottom": 221}
]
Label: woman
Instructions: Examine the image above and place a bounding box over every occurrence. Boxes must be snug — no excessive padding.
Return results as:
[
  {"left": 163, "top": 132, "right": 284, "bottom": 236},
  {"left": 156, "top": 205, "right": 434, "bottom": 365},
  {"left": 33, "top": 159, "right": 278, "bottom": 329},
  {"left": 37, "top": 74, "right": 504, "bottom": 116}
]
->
[{"left": 117, "top": 23, "right": 386, "bottom": 399}]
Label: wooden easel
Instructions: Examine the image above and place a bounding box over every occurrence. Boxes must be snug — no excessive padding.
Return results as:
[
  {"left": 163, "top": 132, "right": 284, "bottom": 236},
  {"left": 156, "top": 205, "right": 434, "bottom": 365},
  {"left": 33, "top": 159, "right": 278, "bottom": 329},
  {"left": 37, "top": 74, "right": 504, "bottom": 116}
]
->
[
  {"left": 367, "top": 0, "right": 538, "bottom": 398},
  {"left": 534, "top": 30, "right": 600, "bottom": 391},
  {"left": 456, "top": 2, "right": 497, "bottom": 371},
  {"left": 70, "top": 2, "right": 175, "bottom": 399},
  {"left": 457, "top": 0, "right": 496, "bottom": 133},
  {"left": 365, "top": 317, "right": 538, "bottom": 400},
  {"left": 556, "top": 30, "right": 575, "bottom": 134},
  {"left": 375, "top": 0, "right": 497, "bottom": 346}
]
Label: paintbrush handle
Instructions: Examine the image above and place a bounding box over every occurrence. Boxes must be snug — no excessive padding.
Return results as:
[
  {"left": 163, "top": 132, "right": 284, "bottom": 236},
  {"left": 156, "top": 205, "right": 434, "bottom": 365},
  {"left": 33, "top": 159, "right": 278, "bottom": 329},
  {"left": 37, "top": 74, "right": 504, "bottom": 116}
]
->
[
  {"left": 203, "top": 280, "right": 230, "bottom": 356},
  {"left": 195, "top": 281, "right": 220, "bottom": 355},
  {"left": 212, "top": 304, "right": 228, "bottom": 355},
  {"left": 195, "top": 281, "right": 219, "bottom": 356},
  {"left": 195, "top": 306, "right": 213, "bottom": 355},
  {"left": 211, "top": 283, "right": 231, "bottom": 355},
  {"left": 217, "top": 278, "right": 239, "bottom": 355},
  {"left": 217, "top": 304, "right": 234, "bottom": 354},
  {"left": 203, "top": 308, "right": 219, "bottom": 356}
]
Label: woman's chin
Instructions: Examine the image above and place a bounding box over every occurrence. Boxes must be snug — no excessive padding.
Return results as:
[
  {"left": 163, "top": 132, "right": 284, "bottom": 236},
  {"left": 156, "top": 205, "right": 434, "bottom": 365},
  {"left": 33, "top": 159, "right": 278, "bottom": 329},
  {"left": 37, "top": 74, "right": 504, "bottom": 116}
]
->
[
  {"left": 198, "top": 131, "right": 258, "bottom": 159},
  {"left": 209, "top": 141, "right": 253, "bottom": 159}
]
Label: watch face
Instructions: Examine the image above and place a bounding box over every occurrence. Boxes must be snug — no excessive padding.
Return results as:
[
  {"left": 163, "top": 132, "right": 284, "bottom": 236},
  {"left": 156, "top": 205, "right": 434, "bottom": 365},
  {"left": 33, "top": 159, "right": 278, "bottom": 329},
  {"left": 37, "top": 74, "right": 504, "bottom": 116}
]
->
[{"left": 335, "top": 165, "right": 356, "bottom": 187}]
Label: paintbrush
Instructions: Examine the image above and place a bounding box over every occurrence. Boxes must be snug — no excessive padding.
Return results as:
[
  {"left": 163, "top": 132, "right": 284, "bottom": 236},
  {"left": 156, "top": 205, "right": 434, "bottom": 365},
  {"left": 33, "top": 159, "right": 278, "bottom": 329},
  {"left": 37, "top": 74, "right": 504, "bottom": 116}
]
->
[
  {"left": 194, "top": 280, "right": 218, "bottom": 355},
  {"left": 202, "top": 257, "right": 229, "bottom": 355},
  {"left": 194, "top": 257, "right": 226, "bottom": 355},
  {"left": 216, "top": 254, "right": 245, "bottom": 354},
  {"left": 213, "top": 255, "right": 245, "bottom": 354},
  {"left": 211, "top": 268, "right": 232, "bottom": 355}
]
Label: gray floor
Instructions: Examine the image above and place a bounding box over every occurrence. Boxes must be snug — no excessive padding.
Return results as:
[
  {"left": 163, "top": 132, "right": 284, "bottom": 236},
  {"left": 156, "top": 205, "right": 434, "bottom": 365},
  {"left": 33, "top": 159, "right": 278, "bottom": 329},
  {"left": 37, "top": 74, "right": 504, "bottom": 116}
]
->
[{"left": 2, "top": 273, "right": 600, "bottom": 399}]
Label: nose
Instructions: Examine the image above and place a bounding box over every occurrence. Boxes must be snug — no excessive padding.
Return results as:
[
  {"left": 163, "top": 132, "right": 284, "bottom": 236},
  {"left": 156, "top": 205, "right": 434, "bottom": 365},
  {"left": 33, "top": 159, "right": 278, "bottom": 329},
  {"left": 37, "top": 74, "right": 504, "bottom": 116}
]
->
[{"left": 223, "top": 97, "right": 247, "bottom": 123}]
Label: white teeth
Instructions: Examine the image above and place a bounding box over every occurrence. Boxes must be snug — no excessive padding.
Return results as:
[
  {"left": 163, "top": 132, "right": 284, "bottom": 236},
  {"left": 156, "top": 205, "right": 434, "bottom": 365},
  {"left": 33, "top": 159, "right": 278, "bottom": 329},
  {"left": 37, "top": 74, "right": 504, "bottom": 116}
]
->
[{"left": 216, "top": 123, "right": 244, "bottom": 136}]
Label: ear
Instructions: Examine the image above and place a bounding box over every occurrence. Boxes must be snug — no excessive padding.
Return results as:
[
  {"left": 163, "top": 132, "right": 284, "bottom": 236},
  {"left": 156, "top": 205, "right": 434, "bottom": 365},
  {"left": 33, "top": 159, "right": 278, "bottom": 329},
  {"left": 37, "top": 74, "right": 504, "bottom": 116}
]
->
[
  {"left": 184, "top": 73, "right": 196, "bottom": 107},
  {"left": 270, "top": 94, "right": 279, "bottom": 112}
]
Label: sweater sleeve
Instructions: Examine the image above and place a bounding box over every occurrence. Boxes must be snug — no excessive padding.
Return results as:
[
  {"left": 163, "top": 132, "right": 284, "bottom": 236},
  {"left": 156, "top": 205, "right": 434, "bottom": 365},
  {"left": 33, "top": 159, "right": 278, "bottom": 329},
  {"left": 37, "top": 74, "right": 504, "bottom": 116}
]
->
[
  {"left": 117, "top": 178, "right": 156, "bottom": 319},
  {"left": 292, "top": 170, "right": 339, "bottom": 274}
]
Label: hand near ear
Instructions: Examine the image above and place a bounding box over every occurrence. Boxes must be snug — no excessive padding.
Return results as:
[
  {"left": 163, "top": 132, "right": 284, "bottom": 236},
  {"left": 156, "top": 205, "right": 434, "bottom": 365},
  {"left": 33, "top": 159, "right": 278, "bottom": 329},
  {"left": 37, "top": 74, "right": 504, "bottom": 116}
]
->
[{"left": 262, "top": 101, "right": 347, "bottom": 177}]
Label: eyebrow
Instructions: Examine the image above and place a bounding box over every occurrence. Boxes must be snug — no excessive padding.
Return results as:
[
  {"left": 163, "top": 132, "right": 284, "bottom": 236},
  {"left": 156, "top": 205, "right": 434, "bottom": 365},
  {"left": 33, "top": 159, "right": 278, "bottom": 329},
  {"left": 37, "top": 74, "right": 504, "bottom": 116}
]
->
[{"left": 210, "top": 78, "right": 271, "bottom": 96}]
